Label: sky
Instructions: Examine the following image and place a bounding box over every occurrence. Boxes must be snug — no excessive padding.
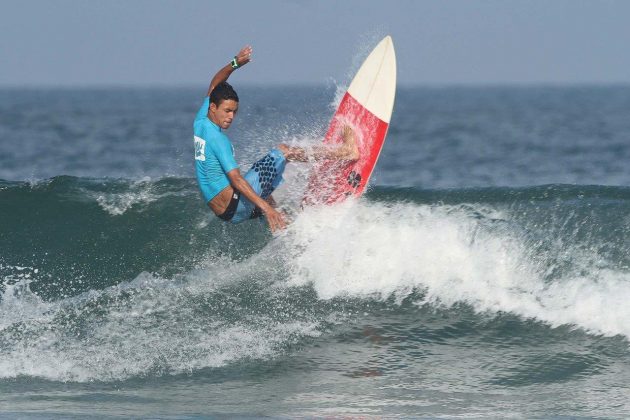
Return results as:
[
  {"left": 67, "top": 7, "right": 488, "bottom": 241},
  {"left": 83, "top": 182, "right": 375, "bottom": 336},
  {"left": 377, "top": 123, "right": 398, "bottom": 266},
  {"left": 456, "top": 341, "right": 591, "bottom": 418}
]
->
[{"left": 1, "top": 0, "right": 630, "bottom": 87}]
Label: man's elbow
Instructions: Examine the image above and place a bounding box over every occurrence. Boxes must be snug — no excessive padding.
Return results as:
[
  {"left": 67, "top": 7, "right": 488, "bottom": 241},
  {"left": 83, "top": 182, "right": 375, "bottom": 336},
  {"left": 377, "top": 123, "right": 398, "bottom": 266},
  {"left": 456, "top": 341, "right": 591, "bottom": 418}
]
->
[{"left": 226, "top": 169, "right": 243, "bottom": 186}]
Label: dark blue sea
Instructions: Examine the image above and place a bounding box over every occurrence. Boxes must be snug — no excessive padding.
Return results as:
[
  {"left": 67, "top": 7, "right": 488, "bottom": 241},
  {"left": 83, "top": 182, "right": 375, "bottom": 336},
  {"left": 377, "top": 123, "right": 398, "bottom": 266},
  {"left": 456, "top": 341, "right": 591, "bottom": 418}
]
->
[{"left": 1, "top": 84, "right": 630, "bottom": 418}]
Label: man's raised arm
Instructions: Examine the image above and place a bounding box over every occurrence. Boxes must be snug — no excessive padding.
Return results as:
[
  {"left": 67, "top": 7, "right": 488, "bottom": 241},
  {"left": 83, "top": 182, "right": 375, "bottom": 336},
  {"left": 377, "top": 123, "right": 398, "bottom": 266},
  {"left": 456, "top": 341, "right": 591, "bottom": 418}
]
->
[{"left": 206, "top": 45, "right": 253, "bottom": 96}]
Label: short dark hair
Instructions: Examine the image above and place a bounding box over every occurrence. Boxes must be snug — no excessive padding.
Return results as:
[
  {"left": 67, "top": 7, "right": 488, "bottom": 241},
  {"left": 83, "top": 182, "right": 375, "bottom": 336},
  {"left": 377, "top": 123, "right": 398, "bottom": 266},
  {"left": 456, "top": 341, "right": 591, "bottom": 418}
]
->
[{"left": 210, "top": 81, "right": 239, "bottom": 106}]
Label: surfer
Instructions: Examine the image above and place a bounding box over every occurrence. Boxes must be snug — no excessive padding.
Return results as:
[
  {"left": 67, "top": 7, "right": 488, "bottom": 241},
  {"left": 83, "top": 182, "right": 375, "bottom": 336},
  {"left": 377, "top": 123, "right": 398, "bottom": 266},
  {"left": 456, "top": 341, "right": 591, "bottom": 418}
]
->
[{"left": 194, "top": 45, "right": 359, "bottom": 232}]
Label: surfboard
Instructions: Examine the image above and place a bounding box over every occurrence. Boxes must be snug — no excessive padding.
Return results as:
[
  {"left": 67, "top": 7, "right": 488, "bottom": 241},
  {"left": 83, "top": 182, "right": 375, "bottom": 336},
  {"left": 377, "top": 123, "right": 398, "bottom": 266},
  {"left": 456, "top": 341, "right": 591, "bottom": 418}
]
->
[{"left": 303, "top": 36, "right": 396, "bottom": 205}]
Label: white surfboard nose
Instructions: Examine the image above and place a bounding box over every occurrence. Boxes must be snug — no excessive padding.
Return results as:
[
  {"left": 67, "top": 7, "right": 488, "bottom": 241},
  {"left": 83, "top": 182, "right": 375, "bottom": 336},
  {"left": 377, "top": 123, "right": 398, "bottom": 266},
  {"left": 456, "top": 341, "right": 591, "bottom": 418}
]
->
[{"left": 347, "top": 35, "right": 397, "bottom": 123}]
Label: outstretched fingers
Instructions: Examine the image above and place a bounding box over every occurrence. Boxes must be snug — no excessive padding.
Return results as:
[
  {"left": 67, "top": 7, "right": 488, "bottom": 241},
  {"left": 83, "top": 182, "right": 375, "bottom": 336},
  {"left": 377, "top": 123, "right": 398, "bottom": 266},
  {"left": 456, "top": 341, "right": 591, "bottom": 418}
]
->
[
  {"left": 264, "top": 207, "right": 287, "bottom": 232},
  {"left": 235, "top": 45, "right": 253, "bottom": 67}
]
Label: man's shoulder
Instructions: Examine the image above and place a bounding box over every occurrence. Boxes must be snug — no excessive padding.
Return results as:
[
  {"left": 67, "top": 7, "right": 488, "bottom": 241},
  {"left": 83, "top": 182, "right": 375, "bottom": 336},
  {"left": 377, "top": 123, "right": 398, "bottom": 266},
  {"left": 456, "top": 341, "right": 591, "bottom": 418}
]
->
[
  {"left": 197, "top": 123, "right": 232, "bottom": 150},
  {"left": 195, "top": 119, "right": 225, "bottom": 139},
  {"left": 194, "top": 97, "right": 211, "bottom": 123}
]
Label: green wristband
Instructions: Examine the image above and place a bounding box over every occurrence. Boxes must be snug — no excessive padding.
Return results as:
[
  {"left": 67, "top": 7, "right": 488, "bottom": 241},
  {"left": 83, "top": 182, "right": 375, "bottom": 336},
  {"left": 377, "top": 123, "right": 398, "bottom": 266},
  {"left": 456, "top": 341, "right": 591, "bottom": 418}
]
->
[{"left": 230, "top": 57, "right": 239, "bottom": 69}]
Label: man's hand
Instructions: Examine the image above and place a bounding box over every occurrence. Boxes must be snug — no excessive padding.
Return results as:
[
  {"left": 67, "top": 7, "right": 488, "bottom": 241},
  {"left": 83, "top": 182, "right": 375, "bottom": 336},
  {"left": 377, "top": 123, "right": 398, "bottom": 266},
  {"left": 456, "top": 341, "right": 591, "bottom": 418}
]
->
[
  {"left": 207, "top": 45, "right": 253, "bottom": 96},
  {"left": 226, "top": 168, "right": 287, "bottom": 233},
  {"left": 235, "top": 45, "right": 253, "bottom": 68},
  {"left": 262, "top": 205, "right": 287, "bottom": 233}
]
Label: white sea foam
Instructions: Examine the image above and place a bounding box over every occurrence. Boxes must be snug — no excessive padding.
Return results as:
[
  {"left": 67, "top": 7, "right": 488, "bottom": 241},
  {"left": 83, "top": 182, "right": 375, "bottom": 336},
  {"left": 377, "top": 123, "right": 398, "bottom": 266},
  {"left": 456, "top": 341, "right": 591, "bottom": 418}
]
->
[
  {"left": 283, "top": 200, "right": 630, "bottom": 339},
  {"left": 0, "top": 272, "right": 51, "bottom": 331},
  {"left": 89, "top": 177, "right": 189, "bottom": 216},
  {"left": 95, "top": 190, "right": 158, "bottom": 216},
  {"left": 91, "top": 178, "right": 158, "bottom": 216},
  {"left": 0, "top": 258, "right": 321, "bottom": 382}
]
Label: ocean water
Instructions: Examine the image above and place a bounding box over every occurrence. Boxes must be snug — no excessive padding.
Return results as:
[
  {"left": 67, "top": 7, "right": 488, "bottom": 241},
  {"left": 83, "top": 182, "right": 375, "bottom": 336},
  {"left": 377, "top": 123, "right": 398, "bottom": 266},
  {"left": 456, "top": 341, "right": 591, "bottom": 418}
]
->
[{"left": 1, "top": 85, "right": 630, "bottom": 418}]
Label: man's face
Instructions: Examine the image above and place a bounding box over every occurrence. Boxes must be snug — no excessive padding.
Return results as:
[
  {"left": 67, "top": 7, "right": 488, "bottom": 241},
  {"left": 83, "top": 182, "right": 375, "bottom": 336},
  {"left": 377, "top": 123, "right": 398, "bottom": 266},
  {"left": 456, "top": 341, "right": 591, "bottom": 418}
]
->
[{"left": 209, "top": 99, "right": 239, "bottom": 130}]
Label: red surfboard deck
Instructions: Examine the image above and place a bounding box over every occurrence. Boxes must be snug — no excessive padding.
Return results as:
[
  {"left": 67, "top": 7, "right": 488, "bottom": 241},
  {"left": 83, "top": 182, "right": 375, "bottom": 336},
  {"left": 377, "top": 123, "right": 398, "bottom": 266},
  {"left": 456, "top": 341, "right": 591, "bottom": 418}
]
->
[{"left": 303, "top": 36, "right": 396, "bottom": 206}]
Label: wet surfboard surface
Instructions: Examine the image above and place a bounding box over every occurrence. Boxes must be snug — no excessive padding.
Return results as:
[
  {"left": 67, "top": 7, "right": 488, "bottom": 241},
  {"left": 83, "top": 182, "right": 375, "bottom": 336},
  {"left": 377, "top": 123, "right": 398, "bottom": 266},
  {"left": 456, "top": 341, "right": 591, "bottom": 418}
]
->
[{"left": 303, "top": 36, "right": 396, "bottom": 205}]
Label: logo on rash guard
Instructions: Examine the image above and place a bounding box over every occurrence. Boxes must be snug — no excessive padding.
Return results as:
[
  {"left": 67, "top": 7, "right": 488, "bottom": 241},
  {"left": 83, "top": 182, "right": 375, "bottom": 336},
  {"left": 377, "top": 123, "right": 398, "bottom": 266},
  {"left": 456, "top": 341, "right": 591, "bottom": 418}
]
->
[{"left": 194, "top": 136, "right": 206, "bottom": 161}]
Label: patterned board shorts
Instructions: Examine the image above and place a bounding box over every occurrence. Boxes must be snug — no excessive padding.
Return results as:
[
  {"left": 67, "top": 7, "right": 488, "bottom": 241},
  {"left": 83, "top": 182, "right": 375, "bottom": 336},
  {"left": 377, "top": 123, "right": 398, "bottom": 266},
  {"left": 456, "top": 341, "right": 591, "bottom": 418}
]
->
[{"left": 230, "top": 148, "right": 287, "bottom": 224}]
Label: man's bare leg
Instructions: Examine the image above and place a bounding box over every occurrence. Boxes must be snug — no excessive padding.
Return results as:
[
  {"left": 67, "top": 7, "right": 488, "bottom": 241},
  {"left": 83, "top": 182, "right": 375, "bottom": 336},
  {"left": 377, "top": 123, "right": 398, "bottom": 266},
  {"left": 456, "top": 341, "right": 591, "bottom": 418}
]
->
[{"left": 278, "top": 125, "right": 359, "bottom": 163}]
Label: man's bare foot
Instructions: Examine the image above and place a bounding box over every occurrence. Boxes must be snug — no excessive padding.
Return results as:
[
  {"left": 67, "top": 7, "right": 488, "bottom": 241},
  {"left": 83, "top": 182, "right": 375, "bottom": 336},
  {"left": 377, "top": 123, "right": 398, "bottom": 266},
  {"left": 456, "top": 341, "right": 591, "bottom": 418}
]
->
[{"left": 336, "top": 125, "right": 360, "bottom": 161}]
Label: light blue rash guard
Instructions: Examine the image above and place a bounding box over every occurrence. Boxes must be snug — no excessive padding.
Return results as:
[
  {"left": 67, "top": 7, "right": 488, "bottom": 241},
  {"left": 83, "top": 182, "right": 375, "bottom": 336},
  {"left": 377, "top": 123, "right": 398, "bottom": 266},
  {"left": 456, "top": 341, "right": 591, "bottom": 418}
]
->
[{"left": 193, "top": 97, "right": 239, "bottom": 203}]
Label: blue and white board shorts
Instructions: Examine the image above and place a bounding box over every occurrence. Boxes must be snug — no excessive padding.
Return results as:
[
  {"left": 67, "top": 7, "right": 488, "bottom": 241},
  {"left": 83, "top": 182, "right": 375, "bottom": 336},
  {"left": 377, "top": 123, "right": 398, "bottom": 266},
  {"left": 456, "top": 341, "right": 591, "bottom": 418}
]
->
[{"left": 230, "top": 148, "right": 286, "bottom": 224}]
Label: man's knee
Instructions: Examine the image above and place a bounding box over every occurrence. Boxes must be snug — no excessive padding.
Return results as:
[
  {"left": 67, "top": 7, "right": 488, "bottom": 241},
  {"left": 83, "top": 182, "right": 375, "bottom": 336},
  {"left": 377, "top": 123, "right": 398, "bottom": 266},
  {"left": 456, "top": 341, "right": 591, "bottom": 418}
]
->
[{"left": 277, "top": 143, "right": 289, "bottom": 157}]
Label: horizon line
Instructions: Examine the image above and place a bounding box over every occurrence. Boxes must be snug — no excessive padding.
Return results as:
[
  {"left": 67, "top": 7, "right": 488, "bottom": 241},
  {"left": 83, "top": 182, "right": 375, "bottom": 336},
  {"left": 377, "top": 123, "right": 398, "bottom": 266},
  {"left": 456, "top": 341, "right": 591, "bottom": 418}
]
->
[{"left": 2, "top": 81, "right": 630, "bottom": 90}]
